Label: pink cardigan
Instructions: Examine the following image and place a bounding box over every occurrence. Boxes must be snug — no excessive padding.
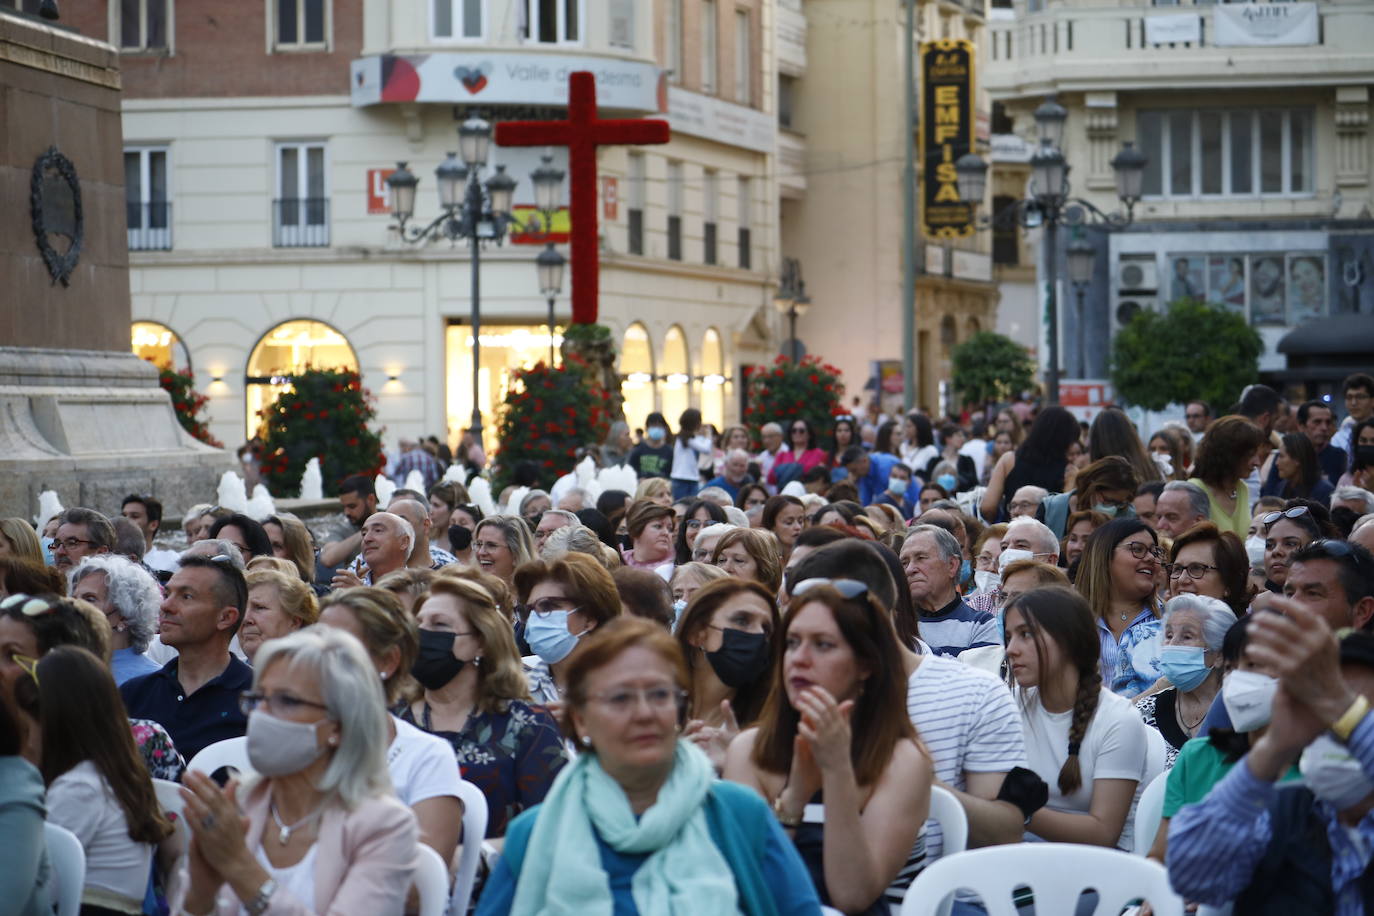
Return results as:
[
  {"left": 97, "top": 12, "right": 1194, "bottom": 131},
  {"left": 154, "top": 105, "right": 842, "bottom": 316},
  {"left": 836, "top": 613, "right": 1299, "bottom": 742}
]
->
[{"left": 180, "top": 780, "right": 418, "bottom": 915}]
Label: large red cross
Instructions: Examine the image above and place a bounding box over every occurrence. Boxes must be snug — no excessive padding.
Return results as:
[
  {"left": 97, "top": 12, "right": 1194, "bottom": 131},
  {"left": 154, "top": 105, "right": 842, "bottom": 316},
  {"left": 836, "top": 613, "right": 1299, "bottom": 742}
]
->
[{"left": 496, "top": 71, "right": 669, "bottom": 325}]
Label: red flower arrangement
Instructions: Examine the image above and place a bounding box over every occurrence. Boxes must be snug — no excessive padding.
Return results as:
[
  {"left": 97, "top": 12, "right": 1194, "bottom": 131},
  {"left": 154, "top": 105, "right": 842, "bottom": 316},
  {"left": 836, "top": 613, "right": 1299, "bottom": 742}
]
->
[
  {"left": 155, "top": 364, "right": 223, "bottom": 448},
  {"left": 745, "top": 354, "right": 845, "bottom": 450},
  {"left": 257, "top": 366, "right": 386, "bottom": 496}
]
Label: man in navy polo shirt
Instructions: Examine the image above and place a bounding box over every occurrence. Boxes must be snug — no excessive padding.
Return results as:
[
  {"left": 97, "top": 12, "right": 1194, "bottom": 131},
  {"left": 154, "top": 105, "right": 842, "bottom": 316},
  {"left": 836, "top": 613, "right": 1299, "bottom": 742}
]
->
[{"left": 120, "top": 553, "right": 251, "bottom": 762}]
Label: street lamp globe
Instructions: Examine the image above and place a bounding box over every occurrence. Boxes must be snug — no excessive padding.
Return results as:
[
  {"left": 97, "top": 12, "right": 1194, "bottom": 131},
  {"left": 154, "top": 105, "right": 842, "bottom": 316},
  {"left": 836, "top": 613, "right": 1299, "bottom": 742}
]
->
[
  {"left": 955, "top": 153, "right": 989, "bottom": 207},
  {"left": 1067, "top": 237, "right": 1096, "bottom": 286},
  {"left": 530, "top": 153, "right": 565, "bottom": 214},
  {"left": 485, "top": 165, "right": 517, "bottom": 217},
  {"left": 537, "top": 242, "right": 565, "bottom": 299},
  {"left": 385, "top": 162, "right": 419, "bottom": 223},
  {"left": 458, "top": 116, "right": 492, "bottom": 168},
  {"left": 1030, "top": 140, "right": 1068, "bottom": 203},
  {"left": 435, "top": 153, "right": 468, "bottom": 210},
  {"left": 792, "top": 292, "right": 812, "bottom": 318},
  {"left": 1033, "top": 96, "right": 1068, "bottom": 149},
  {"left": 1111, "top": 141, "right": 1148, "bottom": 206}
]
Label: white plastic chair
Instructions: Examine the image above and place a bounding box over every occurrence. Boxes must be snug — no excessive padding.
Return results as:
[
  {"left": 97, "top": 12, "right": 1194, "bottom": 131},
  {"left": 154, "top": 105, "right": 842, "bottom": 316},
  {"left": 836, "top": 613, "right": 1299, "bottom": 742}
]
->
[
  {"left": 1132, "top": 771, "right": 1170, "bottom": 856},
  {"left": 450, "top": 779, "right": 490, "bottom": 915},
  {"left": 928, "top": 785, "right": 969, "bottom": 857},
  {"left": 45, "top": 822, "right": 86, "bottom": 916},
  {"left": 152, "top": 777, "right": 189, "bottom": 900},
  {"left": 899, "top": 843, "right": 1185, "bottom": 916},
  {"left": 412, "top": 843, "right": 452, "bottom": 916},
  {"left": 186, "top": 736, "right": 253, "bottom": 779}
]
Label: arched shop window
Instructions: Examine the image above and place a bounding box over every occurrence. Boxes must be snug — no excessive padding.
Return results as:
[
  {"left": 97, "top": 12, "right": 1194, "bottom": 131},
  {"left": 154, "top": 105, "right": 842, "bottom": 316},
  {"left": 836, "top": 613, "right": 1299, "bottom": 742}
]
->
[
  {"left": 131, "top": 321, "right": 191, "bottom": 371},
  {"left": 700, "top": 328, "right": 726, "bottom": 432},
  {"left": 245, "top": 319, "right": 357, "bottom": 440},
  {"left": 620, "top": 323, "right": 656, "bottom": 432},
  {"left": 660, "top": 325, "right": 691, "bottom": 427}
]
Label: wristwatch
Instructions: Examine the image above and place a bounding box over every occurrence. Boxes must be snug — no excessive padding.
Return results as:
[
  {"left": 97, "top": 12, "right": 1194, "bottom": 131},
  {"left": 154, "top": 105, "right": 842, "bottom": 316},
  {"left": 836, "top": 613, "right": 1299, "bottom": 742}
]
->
[
  {"left": 244, "top": 878, "right": 278, "bottom": 916},
  {"left": 1332, "top": 695, "right": 1371, "bottom": 743}
]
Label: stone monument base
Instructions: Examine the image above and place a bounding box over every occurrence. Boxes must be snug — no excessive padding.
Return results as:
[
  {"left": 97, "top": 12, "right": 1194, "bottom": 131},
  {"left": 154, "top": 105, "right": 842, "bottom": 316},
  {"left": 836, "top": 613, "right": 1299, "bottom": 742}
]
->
[{"left": 0, "top": 346, "right": 234, "bottom": 519}]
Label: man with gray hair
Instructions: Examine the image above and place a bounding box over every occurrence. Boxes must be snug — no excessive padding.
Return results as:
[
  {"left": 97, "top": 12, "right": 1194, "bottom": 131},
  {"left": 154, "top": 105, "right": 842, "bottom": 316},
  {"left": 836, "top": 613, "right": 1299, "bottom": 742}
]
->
[
  {"left": 557, "top": 487, "right": 589, "bottom": 512},
  {"left": 534, "top": 509, "right": 581, "bottom": 551},
  {"left": 704, "top": 449, "right": 754, "bottom": 503},
  {"left": 51, "top": 506, "right": 115, "bottom": 573},
  {"left": 899, "top": 524, "right": 999, "bottom": 657},
  {"left": 1333, "top": 486, "right": 1374, "bottom": 518},
  {"left": 388, "top": 495, "right": 455, "bottom": 569},
  {"left": 755, "top": 422, "right": 786, "bottom": 491},
  {"left": 334, "top": 512, "right": 413, "bottom": 587},
  {"left": 1007, "top": 485, "right": 1048, "bottom": 519},
  {"left": 1154, "top": 480, "right": 1212, "bottom": 539},
  {"left": 1000, "top": 517, "right": 1060, "bottom": 565},
  {"left": 697, "top": 486, "right": 735, "bottom": 509},
  {"left": 71, "top": 555, "right": 163, "bottom": 684}
]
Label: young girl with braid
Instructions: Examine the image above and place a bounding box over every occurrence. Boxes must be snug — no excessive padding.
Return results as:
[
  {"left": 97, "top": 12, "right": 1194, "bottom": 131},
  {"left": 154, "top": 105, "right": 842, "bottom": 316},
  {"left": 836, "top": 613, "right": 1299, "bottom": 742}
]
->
[{"left": 1004, "top": 586, "right": 1151, "bottom": 848}]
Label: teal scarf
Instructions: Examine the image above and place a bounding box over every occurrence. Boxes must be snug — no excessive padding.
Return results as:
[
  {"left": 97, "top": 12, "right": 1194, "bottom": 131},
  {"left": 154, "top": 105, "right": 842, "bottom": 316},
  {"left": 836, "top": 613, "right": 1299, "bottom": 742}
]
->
[{"left": 508, "top": 740, "right": 740, "bottom": 916}]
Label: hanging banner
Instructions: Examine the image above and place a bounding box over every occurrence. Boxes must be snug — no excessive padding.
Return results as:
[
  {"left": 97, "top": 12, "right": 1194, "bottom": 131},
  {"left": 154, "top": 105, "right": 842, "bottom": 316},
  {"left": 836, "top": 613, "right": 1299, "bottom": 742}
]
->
[
  {"left": 921, "top": 39, "right": 974, "bottom": 240},
  {"left": 1214, "top": 3, "right": 1318, "bottom": 47},
  {"left": 1145, "top": 13, "right": 1201, "bottom": 45}
]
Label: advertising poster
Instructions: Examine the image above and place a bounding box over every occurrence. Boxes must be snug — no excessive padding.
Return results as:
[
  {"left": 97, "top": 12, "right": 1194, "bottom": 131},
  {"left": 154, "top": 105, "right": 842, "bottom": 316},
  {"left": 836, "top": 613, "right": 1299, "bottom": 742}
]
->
[{"left": 921, "top": 39, "right": 975, "bottom": 240}]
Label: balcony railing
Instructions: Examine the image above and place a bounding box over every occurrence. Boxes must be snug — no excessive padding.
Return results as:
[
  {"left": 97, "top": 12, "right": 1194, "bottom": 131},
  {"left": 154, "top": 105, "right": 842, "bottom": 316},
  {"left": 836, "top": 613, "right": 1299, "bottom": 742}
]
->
[
  {"left": 127, "top": 201, "right": 172, "bottom": 251},
  {"left": 273, "top": 198, "right": 330, "bottom": 248}
]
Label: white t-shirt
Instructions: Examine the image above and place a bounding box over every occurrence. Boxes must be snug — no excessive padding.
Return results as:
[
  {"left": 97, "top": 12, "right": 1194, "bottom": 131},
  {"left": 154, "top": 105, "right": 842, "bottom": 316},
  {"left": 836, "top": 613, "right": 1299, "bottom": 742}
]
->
[
  {"left": 1018, "top": 686, "right": 1148, "bottom": 848},
  {"left": 143, "top": 547, "right": 180, "bottom": 574},
  {"left": 387, "top": 715, "right": 463, "bottom": 806},
  {"left": 47, "top": 760, "right": 155, "bottom": 904},
  {"left": 671, "top": 435, "right": 713, "bottom": 480}
]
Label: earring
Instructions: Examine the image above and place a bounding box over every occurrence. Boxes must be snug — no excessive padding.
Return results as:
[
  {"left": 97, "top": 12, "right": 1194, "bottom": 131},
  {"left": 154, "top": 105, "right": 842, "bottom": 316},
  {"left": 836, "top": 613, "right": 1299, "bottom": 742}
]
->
[
  {"left": 380, "top": 671, "right": 390, "bottom": 681},
  {"left": 580, "top": 735, "right": 592, "bottom": 748},
  {"left": 328, "top": 735, "right": 339, "bottom": 746}
]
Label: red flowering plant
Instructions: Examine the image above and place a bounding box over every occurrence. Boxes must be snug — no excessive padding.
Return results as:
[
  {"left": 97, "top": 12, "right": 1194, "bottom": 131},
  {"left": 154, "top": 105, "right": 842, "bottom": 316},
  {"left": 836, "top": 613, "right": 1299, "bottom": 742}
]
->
[
  {"left": 156, "top": 364, "right": 223, "bottom": 448},
  {"left": 257, "top": 366, "right": 386, "bottom": 496},
  {"left": 745, "top": 355, "right": 845, "bottom": 451},
  {"left": 492, "top": 354, "right": 612, "bottom": 492}
]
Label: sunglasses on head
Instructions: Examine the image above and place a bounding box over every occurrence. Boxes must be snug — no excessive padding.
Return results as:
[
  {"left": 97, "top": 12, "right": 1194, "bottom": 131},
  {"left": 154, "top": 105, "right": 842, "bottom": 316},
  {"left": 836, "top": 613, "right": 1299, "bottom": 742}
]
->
[
  {"left": 0, "top": 593, "right": 56, "bottom": 617},
  {"left": 1261, "top": 506, "right": 1311, "bottom": 527},
  {"left": 791, "top": 577, "right": 871, "bottom": 600}
]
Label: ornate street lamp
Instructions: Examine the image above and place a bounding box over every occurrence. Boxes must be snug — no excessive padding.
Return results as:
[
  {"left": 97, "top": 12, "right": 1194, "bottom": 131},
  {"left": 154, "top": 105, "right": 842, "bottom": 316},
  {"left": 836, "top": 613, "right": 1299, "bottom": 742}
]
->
[
  {"left": 537, "top": 242, "right": 566, "bottom": 366},
  {"left": 774, "top": 258, "right": 811, "bottom": 363}
]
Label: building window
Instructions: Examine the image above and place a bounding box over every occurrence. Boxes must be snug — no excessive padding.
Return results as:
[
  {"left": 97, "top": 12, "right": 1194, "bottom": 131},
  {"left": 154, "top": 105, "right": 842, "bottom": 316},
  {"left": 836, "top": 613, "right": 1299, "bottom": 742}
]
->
[
  {"left": 275, "top": 142, "right": 328, "bottom": 248},
  {"left": 131, "top": 321, "right": 190, "bottom": 371},
  {"left": 521, "top": 0, "right": 580, "bottom": 43},
  {"left": 667, "top": 161, "right": 683, "bottom": 261},
  {"left": 246, "top": 320, "right": 356, "bottom": 440},
  {"left": 275, "top": 0, "right": 325, "bottom": 47},
  {"left": 737, "top": 176, "right": 752, "bottom": 270},
  {"left": 432, "top": 0, "right": 483, "bottom": 40},
  {"left": 125, "top": 147, "right": 171, "bottom": 251},
  {"left": 627, "top": 152, "right": 645, "bottom": 256},
  {"left": 701, "top": 0, "right": 717, "bottom": 94},
  {"left": 118, "top": 0, "right": 169, "bottom": 52},
  {"left": 666, "top": 0, "right": 683, "bottom": 83},
  {"left": 778, "top": 75, "right": 796, "bottom": 130},
  {"left": 700, "top": 328, "right": 726, "bottom": 431},
  {"left": 703, "top": 169, "right": 718, "bottom": 266},
  {"left": 991, "top": 194, "right": 1018, "bottom": 266},
  {"left": 661, "top": 326, "right": 690, "bottom": 423},
  {"left": 620, "top": 323, "right": 656, "bottom": 429},
  {"left": 734, "top": 10, "right": 751, "bottom": 105},
  {"left": 1138, "top": 108, "right": 1314, "bottom": 199}
]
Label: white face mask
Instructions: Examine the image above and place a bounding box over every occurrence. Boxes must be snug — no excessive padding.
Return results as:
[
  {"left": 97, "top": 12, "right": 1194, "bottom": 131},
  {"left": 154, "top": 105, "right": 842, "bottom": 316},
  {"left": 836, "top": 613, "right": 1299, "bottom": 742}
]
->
[
  {"left": 1300, "top": 733, "right": 1374, "bottom": 810},
  {"left": 997, "top": 548, "right": 1034, "bottom": 576},
  {"left": 1222, "top": 670, "right": 1278, "bottom": 733},
  {"left": 1245, "top": 535, "right": 1266, "bottom": 566},
  {"left": 973, "top": 569, "right": 1000, "bottom": 595}
]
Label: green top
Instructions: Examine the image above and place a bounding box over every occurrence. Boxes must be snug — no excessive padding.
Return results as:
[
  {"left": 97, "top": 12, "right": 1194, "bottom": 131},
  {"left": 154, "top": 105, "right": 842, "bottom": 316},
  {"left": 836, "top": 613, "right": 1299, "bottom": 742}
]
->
[
  {"left": 1163, "top": 735, "right": 1301, "bottom": 819},
  {"left": 1187, "top": 476, "right": 1251, "bottom": 539}
]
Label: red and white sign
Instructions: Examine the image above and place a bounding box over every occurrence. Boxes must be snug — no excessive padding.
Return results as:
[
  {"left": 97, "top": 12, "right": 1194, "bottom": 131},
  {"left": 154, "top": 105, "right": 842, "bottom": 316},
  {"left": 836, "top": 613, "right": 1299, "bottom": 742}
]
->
[
  {"left": 602, "top": 177, "right": 618, "bottom": 221},
  {"left": 1059, "top": 379, "right": 1114, "bottom": 423},
  {"left": 367, "top": 169, "right": 395, "bottom": 215}
]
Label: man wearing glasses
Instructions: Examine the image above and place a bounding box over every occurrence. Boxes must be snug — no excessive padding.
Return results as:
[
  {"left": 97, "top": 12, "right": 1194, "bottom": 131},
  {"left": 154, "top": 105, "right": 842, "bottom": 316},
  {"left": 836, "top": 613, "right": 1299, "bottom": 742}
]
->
[
  {"left": 50, "top": 507, "right": 115, "bottom": 573},
  {"left": 1184, "top": 400, "right": 1212, "bottom": 442},
  {"left": 120, "top": 553, "right": 251, "bottom": 761},
  {"left": 1332, "top": 372, "right": 1374, "bottom": 454}
]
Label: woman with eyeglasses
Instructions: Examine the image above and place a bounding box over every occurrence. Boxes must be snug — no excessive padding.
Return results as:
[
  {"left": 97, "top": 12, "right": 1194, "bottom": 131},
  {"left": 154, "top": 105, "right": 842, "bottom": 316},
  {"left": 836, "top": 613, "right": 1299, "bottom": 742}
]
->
[
  {"left": 177, "top": 626, "right": 420, "bottom": 915},
  {"left": 674, "top": 499, "right": 727, "bottom": 565},
  {"left": 724, "top": 579, "right": 932, "bottom": 915},
  {"left": 768, "top": 418, "right": 830, "bottom": 488},
  {"left": 1187, "top": 415, "right": 1266, "bottom": 538},
  {"left": 513, "top": 553, "right": 624, "bottom": 708},
  {"left": 398, "top": 575, "right": 569, "bottom": 838},
  {"left": 1132, "top": 594, "right": 1233, "bottom": 770},
  {"left": 1075, "top": 518, "right": 1165, "bottom": 698},
  {"left": 1003, "top": 587, "right": 1150, "bottom": 849},
  {"left": 472, "top": 515, "right": 535, "bottom": 591},
  {"left": 476, "top": 616, "right": 820, "bottom": 916},
  {"left": 1166, "top": 521, "right": 1251, "bottom": 616}
]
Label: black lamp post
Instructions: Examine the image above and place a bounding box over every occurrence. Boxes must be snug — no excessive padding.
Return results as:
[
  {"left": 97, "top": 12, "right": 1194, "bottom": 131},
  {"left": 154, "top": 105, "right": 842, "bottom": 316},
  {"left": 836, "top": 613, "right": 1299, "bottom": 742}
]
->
[
  {"left": 773, "top": 257, "right": 811, "bottom": 363},
  {"left": 1066, "top": 235, "right": 1096, "bottom": 379},
  {"left": 954, "top": 96, "right": 1146, "bottom": 404},
  {"left": 386, "top": 125, "right": 565, "bottom": 439},
  {"left": 537, "top": 242, "right": 566, "bottom": 366}
]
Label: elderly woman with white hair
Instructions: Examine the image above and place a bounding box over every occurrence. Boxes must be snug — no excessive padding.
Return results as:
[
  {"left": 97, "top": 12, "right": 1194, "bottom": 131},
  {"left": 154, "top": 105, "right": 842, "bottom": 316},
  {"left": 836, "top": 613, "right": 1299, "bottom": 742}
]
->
[
  {"left": 177, "top": 626, "right": 418, "bottom": 915},
  {"left": 69, "top": 555, "right": 162, "bottom": 685},
  {"left": 1133, "top": 594, "right": 1236, "bottom": 768}
]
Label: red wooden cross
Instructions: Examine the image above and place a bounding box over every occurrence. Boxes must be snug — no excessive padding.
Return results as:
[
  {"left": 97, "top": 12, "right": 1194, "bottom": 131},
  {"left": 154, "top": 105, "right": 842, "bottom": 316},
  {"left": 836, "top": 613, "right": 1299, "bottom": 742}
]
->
[{"left": 496, "top": 71, "right": 669, "bottom": 325}]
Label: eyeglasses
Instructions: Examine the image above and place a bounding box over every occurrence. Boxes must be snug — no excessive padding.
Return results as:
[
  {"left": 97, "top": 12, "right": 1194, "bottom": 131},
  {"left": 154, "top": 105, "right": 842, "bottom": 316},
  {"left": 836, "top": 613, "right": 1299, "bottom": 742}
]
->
[
  {"left": 1167, "top": 562, "right": 1219, "bottom": 580},
  {"left": 1261, "top": 506, "right": 1311, "bottom": 527},
  {"left": 791, "top": 577, "right": 871, "bottom": 600},
  {"left": 1116, "top": 542, "right": 1165, "bottom": 562},
  {"left": 239, "top": 691, "right": 330, "bottom": 717},
  {"left": 47, "top": 537, "right": 95, "bottom": 552},
  {"left": 1184, "top": 412, "right": 1207, "bottom": 420},
  {"left": 521, "top": 598, "right": 580, "bottom": 618},
  {"left": 585, "top": 685, "right": 687, "bottom": 714},
  {"left": 0, "top": 593, "right": 56, "bottom": 617},
  {"left": 8, "top": 652, "right": 39, "bottom": 685},
  {"left": 473, "top": 540, "right": 508, "bottom": 553}
]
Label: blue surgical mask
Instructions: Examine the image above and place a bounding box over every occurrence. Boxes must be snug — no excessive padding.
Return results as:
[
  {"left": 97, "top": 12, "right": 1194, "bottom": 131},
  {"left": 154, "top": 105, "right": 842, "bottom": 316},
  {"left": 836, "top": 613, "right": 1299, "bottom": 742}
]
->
[
  {"left": 671, "top": 598, "right": 687, "bottom": 628},
  {"left": 887, "top": 476, "right": 908, "bottom": 497},
  {"left": 938, "top": 473, "right": 958, "bottom": 492},
  {"left": 41, "top": 538, "right": 55, "bottom": 567},
  {"left": 646, "top": 426, "right": 666, "bottom": 444},
  {"left": 524, "top": 609, "right": 585, "bottom": 665},
  {"left": 1157, "top": 645, "right": 1212, "bottom": 692},
  {"left": 959, "top": 558, "right": 972, "bottom": 585}
]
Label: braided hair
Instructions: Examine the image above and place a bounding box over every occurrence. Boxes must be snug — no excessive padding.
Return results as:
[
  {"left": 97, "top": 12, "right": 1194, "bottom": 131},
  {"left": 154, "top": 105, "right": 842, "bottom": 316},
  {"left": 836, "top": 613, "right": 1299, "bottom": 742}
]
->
[{"left": 1005, "top": 585, "right": 1101, "bottom": 795}]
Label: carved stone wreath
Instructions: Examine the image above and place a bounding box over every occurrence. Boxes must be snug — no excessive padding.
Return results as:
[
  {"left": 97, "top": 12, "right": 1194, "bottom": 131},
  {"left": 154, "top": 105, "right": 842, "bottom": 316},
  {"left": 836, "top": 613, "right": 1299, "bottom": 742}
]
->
[{"left": 30, "top": 146, "right": 84, "bottom": 287}]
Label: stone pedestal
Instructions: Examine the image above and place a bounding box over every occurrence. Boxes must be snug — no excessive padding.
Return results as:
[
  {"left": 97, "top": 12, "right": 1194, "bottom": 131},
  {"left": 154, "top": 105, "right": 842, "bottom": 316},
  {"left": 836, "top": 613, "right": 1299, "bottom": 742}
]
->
[{"left": 0, "top": 14, "right": 232, "bottom": 519}]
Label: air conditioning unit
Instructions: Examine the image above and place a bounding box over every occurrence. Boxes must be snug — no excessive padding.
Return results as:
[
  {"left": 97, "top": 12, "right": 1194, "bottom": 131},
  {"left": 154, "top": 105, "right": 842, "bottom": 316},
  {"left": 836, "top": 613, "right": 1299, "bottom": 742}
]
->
[
  {"left": 1111, "top": 297, "right": 1156, "bottom": 336},
  {"left": 1117, "top": 259, "right": 1158, "bottom": 292}
]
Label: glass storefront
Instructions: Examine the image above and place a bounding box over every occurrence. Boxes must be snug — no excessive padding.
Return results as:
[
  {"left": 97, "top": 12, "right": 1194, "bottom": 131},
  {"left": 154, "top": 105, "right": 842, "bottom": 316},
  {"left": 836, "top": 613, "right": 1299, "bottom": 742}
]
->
[
  {"left": 445, "top": 322, "right": 564, "bottom": 451},
  {"left": 131, "top": 321, "right": 190, "bottom": 371},
  {"left": 245, "top": 320, "right": 357, "bottom": 440}
]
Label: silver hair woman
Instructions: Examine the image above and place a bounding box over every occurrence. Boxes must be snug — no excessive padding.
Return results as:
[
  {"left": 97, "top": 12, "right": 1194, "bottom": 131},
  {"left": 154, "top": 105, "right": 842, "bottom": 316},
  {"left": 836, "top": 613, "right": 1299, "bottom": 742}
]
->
[
  {"left": 1134, "top": 593, "right": 1236, "bottom": 768},
  {"left": 70, "top": 554, "right": 162, "bottom": 685},
  {"left": 177, "top": 625, "right": 418, "bottom": 914}
]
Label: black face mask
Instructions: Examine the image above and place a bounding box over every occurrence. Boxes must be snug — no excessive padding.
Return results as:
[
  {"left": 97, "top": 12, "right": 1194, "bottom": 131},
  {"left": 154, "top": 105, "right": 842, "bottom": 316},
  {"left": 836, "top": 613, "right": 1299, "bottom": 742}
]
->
[
  {"left": 412, "top": 629, "right": 465, "bottom": 690},
  {"left": 617, "top": 533, "right": 634, "bottom": 552},
  {"left": 704, "top": 628, "right": 771, "bottom": 689},
  {"left": 448, "top": 525, "right": 473, "bottom": 551},
  {"left": 1357, "top": 445, "right": 1374, "bottom": 468}
]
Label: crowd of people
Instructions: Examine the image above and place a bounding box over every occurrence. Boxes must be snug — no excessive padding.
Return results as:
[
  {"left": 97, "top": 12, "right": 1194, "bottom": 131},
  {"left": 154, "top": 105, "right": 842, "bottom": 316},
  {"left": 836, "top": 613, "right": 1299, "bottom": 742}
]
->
[{"left": 2, "top": 370, "right": 1374, "bottom": 915}]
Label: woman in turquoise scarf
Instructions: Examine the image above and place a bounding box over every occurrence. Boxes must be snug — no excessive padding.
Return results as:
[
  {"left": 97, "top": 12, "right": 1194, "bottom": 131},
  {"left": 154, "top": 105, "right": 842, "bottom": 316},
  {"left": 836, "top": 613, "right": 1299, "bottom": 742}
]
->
[{"left": 476, "top": 616, "right": 821, "bottom": 916}]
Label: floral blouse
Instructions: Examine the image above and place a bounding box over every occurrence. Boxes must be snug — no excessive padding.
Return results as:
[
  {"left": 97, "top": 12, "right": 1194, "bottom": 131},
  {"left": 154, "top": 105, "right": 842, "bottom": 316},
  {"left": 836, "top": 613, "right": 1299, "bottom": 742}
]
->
[
  {"left": 131, "top": 717, "right": 185, "bottom": 782},
  {"left": 400, "top": 699, "right": 569, "bottom": 837}
]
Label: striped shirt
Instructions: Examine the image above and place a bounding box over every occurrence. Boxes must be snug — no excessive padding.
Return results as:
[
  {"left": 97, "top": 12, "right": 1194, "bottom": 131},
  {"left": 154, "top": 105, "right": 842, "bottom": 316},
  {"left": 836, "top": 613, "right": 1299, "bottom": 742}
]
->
[
  {"left": 884, "top": 647, "right": 1027, "bottom": 905},
  {"left": 918, "top": 595, "right": 1001, "bottom": 657}
]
